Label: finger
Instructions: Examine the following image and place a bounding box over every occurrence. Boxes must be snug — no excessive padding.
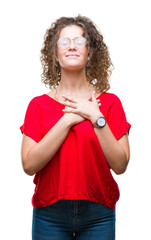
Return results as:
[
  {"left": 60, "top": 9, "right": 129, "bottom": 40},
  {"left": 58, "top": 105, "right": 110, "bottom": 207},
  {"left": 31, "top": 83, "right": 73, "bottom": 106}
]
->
[
  {"left": 62, "top": 95, "right": 77, "bottom": 103},
  {"left": 62, "top": 107, "right": 78, "bottom": 113},
  {"left": 91, "top": 91, "right": 97, "bottom": 102},
  {"left": 60, "top": 100, "right": 77, "bottom": 108}
]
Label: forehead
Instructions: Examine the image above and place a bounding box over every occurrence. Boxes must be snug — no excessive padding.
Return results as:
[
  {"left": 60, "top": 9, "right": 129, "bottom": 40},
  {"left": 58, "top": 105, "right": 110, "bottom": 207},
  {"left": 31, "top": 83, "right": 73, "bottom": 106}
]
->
[{"left": 59, "top": 25, "right": 83, "bottom": 39}]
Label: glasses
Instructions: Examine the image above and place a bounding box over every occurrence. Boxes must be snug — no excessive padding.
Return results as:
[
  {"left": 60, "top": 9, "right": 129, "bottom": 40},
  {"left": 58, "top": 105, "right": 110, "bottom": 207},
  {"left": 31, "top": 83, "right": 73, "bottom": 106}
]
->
[{"left": 57, "top": 36, "right": 87, "bottom": 49}]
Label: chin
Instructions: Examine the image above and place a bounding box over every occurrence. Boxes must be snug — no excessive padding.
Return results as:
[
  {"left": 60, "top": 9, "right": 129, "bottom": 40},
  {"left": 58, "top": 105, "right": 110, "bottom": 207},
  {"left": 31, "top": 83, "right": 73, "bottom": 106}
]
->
[
  {"left": 64, "top": 65, "right": 85, "bottom": 71},
  {"left": 62, "top": 62, "right": 86, "bottom": 71}
]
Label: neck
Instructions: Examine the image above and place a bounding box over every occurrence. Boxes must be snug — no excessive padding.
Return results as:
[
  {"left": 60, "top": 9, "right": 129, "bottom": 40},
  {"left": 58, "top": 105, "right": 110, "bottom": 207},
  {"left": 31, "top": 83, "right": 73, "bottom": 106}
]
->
[{"left": 57, "top": 68, "right": 90, "bottom": 95}]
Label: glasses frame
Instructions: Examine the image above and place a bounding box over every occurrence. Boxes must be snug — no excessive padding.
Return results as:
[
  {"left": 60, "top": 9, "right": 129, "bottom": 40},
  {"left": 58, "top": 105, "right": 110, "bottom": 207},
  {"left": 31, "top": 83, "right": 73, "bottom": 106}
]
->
[{"left": 57, "top": 36, "right": 87, "bottom": 49}]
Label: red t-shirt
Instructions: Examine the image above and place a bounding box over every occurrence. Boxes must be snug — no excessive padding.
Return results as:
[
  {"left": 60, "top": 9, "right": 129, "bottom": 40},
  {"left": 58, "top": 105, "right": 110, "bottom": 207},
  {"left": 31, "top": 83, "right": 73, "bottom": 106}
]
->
[{"left": 20, "top": 92, "right": 131, "bottom": 209}]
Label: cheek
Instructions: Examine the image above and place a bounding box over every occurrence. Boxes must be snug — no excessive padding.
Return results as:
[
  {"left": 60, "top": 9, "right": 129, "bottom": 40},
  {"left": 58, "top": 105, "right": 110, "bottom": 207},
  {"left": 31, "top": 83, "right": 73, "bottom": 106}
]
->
[
  {"left": 57, "top": 49, "right": 65, "bottom": 64},
  {"left": 81, "top": 49, "right": 89, "bottom": 62},
  {"left": 81, "top": 47, "right": 89, "bottom": 58}
]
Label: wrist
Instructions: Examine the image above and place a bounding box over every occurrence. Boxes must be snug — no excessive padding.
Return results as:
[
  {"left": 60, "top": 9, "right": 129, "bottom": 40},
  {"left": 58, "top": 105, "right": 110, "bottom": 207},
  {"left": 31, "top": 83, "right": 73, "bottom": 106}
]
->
[
  {"left": 89, "top": 111, "right": 104, "bottom": 124},
  {"left": 61, "top": 114, "right": 73, "bottom": 128}
]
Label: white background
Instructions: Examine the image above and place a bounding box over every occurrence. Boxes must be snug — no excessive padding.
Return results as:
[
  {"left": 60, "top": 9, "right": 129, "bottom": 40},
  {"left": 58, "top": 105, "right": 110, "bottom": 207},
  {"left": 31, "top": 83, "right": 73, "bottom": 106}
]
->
[{"left": 0, "top": 0, "right": 151, "bottom": 239}]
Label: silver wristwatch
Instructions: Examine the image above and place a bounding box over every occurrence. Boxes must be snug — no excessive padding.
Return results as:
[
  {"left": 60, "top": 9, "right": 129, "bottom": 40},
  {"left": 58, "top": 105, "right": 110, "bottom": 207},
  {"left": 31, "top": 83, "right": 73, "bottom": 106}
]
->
[{"left": 92, "top": 116, "right": 106, "bottom": 128}]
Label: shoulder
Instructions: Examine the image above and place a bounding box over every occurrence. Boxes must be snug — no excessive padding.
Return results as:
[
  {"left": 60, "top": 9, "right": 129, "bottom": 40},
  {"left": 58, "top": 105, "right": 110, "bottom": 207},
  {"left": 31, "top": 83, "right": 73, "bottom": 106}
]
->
[
  {"left": 28, "top": 94, "right": 47, "bottom": 106},
  {"left": 98, "top": 92, "right": 125, "bottom": 118},
  {"left": 26, "top": 94, "right": 48, "bottom": 113},
  {"left": 30, "top": 94, "right": 46, "bottom": 103},
  {"left": 100, "top": 92, "right": 122, "bottom": 105}
]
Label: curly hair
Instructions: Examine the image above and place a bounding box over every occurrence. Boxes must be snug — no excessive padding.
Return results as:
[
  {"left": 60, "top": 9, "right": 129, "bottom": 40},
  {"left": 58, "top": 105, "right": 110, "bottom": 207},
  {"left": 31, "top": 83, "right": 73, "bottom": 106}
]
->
[{"left": 40, "top": 15, "right": 113, "bottom": 92}]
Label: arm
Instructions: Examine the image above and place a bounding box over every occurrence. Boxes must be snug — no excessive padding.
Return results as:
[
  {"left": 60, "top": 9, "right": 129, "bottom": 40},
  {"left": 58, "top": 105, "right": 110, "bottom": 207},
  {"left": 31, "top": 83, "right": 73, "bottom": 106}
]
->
[
  {"left": 21, "top": 113, "right": 84, "bottom": 176},
  {"left": 92, "top": 112, "right": 130, "bottom": 174},
  {"left": 60, "top": 91, "right": 130, "bottom": 175}
]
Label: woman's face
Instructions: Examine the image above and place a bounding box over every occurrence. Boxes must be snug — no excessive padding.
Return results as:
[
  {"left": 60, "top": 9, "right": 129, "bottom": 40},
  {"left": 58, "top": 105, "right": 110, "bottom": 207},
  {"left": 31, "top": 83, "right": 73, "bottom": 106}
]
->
[{"left": 57, "top": 25, "right": 89, "bottom": 71}]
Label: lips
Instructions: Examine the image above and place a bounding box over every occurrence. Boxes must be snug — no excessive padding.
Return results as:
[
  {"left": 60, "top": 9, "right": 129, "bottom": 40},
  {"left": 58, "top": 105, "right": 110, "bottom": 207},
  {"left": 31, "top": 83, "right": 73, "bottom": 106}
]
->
[{"left": 65, "top": 54, "right": 80, "bottom": 57}]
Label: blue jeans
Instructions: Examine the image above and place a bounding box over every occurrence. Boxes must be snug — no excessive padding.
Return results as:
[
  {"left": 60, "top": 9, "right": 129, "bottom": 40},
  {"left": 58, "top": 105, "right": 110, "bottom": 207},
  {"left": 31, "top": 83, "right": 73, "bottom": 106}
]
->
[{"left": 32, "top": 199, "right": 115, "bottom": 240}]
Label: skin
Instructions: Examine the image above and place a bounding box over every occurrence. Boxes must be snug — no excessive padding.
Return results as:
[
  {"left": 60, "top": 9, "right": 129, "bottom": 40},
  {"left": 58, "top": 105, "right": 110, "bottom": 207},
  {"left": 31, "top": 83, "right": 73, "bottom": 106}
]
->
[{"left": 21, "top": 25, "right": 130, "bottom": 176}]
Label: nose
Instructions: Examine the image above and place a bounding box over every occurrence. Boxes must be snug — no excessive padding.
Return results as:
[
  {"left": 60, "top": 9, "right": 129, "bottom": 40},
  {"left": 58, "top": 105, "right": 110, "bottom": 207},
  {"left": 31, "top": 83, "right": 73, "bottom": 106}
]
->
[{"left": 69, "top": 39, "right": 76, "bottom": 50}]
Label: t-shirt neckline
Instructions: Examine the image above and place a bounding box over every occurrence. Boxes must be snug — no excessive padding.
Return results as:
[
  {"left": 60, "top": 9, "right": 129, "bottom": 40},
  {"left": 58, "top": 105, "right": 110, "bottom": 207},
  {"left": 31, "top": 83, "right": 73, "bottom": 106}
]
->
[{"left": 43, "top": 92, "right": 104, "bottom": 105}]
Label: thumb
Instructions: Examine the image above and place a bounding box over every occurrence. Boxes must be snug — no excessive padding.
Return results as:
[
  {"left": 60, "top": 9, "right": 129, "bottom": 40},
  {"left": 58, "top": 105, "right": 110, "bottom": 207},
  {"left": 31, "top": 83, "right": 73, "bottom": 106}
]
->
[{"left": 91, "top": 91, "right": 97, "bottom": 102}]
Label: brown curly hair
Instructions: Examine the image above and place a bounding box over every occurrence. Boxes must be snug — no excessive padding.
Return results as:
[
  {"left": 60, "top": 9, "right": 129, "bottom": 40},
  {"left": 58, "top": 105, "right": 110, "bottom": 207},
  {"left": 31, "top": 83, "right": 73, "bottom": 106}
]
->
[{"left": 40, "top": 15, "right": 113, "bottom": 92}]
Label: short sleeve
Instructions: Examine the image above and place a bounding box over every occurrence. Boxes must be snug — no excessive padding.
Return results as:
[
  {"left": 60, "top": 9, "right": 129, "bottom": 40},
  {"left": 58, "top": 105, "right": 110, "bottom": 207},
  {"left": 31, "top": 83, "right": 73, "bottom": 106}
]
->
[
  {"left": 107, "top": 95, "right": 131, "bottom": 140},
  {"left": 20, "top": 98, "right": 41, "bottom": 143}
]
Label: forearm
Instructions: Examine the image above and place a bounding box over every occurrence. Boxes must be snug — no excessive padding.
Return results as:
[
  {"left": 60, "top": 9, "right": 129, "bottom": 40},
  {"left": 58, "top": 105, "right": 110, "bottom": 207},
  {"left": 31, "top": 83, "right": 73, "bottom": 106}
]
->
[
  {"left": 94, "top": 124, "right": 128, "bottom": 174},
  {"left": 23, "top": 116, "right": 71, "bottom": 176},
  {"left": 90, "top": 112, "right": 129, "bottom": 175}
]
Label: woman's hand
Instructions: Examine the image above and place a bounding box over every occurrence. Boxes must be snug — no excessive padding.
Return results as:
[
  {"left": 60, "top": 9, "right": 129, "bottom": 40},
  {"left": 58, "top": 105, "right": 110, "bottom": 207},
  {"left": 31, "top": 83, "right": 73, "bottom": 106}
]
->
[
  {"left": 62, "top": 112, "right": 85, "bottom": 127},
  {"left": 60, "top": 91, "right": 102, "bottom": 123}
]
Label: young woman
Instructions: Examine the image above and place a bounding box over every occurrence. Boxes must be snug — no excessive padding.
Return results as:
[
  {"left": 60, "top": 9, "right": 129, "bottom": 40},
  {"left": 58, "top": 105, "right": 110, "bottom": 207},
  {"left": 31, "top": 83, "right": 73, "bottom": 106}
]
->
[{"left": 20, "top": 15, "right": 131, "bottom": 240}]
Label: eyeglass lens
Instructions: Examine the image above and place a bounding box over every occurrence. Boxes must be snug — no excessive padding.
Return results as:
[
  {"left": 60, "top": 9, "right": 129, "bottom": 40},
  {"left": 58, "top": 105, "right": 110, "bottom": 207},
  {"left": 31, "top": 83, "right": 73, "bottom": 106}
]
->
[{"left": 57, "top": 37, "right": 87, "bottom": 49}]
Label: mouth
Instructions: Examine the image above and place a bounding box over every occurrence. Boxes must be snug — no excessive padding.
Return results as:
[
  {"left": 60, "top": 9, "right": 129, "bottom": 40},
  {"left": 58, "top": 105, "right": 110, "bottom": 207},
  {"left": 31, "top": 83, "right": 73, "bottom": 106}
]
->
[{"left": 65, "top": 54, "right": 80, "bottom": 57}]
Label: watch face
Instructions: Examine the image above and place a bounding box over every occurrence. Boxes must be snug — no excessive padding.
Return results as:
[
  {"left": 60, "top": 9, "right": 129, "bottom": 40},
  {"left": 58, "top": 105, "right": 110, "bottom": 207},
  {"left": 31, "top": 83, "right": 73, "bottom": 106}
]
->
[{"left": 97, "top": 117, "right": 106, "bottom": 127}]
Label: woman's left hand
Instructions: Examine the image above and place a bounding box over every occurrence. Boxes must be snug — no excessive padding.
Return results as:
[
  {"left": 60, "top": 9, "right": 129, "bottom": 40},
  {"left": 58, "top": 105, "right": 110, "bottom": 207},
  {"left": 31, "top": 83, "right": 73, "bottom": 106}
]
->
[{"left": 60, "top": 91, "right": 103, "bottom": 123}]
